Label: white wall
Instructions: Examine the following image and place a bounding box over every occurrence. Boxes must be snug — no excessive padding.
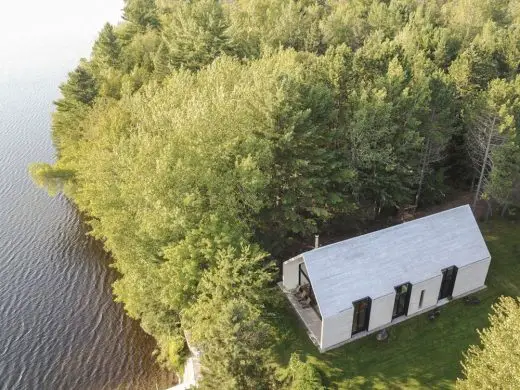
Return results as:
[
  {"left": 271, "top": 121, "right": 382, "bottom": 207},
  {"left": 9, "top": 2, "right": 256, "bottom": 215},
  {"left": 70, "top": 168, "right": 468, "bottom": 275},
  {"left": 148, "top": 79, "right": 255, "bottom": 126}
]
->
[
  {"left": 368, "top": 293, "right": 395, "bottom": 331},
  {"left": 407, "top": 275, "right": 443, "bottom": 316},
  {"left": 317, "top": 258, "right": 491, "bottom": 351},
  {"left": 282, "top": 256, "right": 304, "bottom": 290},
  {"left": 452, "top": 258, "right": 491, "bottom": 297},
  {"left": 321, "top": 309, "right": 352, "bottom": 350}
]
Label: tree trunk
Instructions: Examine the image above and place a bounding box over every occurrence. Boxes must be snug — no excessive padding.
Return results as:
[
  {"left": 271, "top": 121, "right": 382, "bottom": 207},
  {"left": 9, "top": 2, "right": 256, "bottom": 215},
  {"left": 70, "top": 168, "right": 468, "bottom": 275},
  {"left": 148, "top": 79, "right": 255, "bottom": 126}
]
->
[
  {"left": 415, "top": 138, "right": 431, "bottom": 208},
  {"left": 484, "top": 200, "right": 491, "bottom": 222},
  {"left": 501, "top": 204, "right": 509, "bottom": 217},
  {"left": 472, "top": 116, "right": 496, "bottom": 210},
  {"left": 470, "top": 172, "right": 476, "bottom": 193}
]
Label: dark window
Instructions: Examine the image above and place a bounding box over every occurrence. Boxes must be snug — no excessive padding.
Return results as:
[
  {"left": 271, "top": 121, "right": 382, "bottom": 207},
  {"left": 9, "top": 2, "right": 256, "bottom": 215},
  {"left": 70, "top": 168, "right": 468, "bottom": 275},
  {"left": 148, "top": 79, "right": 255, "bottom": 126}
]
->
[
  {"left": 438, "top": 266, "right": 458, "bottom": 300},
  {"left": 297, "top": 263, "right": 321, "bottom": 319},
  {"left": 392, "top": 283, "right": 412, "bottom": 319},
  {"left": 352, "top": 297, "right": 371, "bottom": 335},
  {"left": 419, "top": 290, "right": 425, "bottom": 309},
  {"left": 298, "top": 263, "right": 310, "bottom": 286}
]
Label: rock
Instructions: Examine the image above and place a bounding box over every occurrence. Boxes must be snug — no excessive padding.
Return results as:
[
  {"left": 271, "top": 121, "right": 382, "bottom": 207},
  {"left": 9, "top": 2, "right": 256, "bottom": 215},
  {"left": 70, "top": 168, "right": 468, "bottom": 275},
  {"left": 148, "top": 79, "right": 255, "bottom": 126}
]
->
[{"left": 376, "top": 329, "right": 389, "bottom": 341}]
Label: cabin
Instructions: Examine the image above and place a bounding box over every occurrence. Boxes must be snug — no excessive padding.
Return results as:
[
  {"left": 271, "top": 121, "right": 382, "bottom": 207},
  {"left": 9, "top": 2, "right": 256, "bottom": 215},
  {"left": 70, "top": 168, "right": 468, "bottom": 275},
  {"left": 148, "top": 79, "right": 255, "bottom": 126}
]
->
[{"left": 281, "top": 205, "right": 491, "bottom": 352}]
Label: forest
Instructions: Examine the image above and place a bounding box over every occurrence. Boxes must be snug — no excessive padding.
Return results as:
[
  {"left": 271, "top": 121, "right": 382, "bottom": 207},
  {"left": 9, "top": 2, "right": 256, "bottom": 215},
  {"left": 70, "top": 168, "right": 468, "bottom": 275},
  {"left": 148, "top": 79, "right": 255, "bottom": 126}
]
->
[{"left": 31, "top": 0, "right": 520, "bottom": 388}]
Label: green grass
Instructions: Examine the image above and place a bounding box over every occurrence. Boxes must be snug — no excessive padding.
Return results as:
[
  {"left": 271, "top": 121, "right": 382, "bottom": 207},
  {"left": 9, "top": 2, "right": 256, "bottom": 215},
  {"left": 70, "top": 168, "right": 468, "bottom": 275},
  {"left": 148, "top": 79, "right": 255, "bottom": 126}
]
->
[{"left": 272, "top": 219, "right": 520, "bottom": 389}]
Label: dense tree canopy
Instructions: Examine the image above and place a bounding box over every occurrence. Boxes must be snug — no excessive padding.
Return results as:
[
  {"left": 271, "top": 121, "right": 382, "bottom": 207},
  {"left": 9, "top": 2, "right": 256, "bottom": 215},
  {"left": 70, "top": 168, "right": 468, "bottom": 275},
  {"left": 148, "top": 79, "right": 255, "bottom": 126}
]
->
[{"left": 32, "top": 0, "right": 520, "bottom": 387}]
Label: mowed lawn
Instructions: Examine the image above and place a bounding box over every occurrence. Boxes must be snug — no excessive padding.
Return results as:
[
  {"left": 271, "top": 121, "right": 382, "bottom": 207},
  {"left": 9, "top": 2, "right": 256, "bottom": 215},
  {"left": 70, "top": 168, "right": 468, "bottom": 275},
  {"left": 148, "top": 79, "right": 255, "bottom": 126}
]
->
[{"left": 272, "top": 219, "right": 520, "bottom": 389}]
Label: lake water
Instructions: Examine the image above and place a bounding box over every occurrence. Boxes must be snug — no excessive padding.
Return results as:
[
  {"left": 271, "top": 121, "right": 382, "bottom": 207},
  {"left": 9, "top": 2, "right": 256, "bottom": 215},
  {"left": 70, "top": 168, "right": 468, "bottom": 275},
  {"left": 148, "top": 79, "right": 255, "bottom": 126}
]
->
[{"left": 0, "top": 1, "right": 174, "bottom": 389}]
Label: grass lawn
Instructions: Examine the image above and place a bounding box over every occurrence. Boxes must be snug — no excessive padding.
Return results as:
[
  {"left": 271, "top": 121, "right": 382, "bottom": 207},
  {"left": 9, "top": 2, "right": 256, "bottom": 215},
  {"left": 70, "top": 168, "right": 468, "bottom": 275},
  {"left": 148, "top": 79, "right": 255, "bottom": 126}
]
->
[{"left": 272, "top": 219, "right": 520, "bottom": 389}]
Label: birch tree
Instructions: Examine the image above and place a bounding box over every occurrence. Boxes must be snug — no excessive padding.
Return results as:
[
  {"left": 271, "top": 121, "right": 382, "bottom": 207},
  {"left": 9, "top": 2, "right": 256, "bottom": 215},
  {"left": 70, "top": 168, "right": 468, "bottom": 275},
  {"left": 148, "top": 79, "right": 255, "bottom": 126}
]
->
[
  {"left": 468, "top": 77, "right": 520, "bottom": 211},
  {"left": 467, "top": 110, "right": 506, "bottom": 210}
]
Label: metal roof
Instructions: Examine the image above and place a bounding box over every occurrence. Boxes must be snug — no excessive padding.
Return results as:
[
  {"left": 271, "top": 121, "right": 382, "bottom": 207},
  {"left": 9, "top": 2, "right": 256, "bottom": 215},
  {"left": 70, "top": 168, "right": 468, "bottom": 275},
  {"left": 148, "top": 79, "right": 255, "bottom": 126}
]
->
[{"left": 301, "top": 205, "right": 491, "bottom": 318}]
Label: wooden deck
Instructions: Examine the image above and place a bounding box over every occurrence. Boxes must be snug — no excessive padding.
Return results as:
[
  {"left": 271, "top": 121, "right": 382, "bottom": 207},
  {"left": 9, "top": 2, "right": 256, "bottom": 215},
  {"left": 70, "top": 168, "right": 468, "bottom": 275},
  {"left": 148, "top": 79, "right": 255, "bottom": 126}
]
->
[{"left": 278, "top": 282, "right": 321, "bottom": 347}]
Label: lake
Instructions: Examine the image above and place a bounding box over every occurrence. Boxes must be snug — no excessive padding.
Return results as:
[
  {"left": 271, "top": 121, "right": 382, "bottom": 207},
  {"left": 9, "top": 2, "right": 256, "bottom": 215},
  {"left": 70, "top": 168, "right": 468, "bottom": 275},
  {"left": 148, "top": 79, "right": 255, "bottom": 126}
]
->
[{"left": 0, "top": 1, "right": 174, "bottom": 389}]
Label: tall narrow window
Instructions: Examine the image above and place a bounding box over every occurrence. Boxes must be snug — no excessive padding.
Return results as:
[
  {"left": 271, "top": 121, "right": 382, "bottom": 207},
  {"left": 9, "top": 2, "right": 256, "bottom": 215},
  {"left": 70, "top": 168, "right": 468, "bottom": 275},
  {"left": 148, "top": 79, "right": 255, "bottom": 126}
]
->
[
  {"left": 418, "top": 290, "right": 425, "bottom": 309},
  {"left": 352, "top": 297, "right": 371, "bottom": 335},
  {"left": 298, "top": 263, "right": 310, "bottom": 286},
  {"left": 392, "top": 283, "right": 412, "bottom": 319},
  {"left": 439, "top": 266, "right": 458, "bottom": 300}
]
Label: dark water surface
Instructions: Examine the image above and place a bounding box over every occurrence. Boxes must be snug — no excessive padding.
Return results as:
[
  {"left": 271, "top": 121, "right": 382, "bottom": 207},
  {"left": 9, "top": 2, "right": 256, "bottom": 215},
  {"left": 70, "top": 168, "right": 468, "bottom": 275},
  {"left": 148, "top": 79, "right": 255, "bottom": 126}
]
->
[{"left": 0, "top": 3, "right": 174, "bottom": 390}]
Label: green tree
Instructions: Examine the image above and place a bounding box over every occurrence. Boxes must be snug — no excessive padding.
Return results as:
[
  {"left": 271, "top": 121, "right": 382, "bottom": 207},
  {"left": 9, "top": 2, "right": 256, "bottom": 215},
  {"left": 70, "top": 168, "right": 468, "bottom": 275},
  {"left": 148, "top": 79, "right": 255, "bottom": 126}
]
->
[
  {"left": 411, "top": 58, "right": 459, "bottom": 206},
  {"left": 486, "top": 143, "right": 520, "bottom": 214},
  {"left": 120, "top": 29, "right": 161, "bottom": 73},
  {"left": 340, "top": 54, "right": 426, "bottom": 214},
  {"left": 227, "top": 0, "right": 328, "bottom": 58},
  {"left": 449, "top": 22, "right": 511, "bottom": 97},
  {"left": 123, "top": 0, "right": 160, "bottom": 29},
  {"left": 92, "top": 23, "right": 122, "bottom": 68},
  {"left": 153, "top": 42, "right": 171, "bottom": 81},
  {"left": 52, "top": 60, "right": 98, "bottom": 153},
  {"left": 183, "top": 244, "right": 275, "bottom": 390},
  {"left": 158, "top": 219, "right": 255, "bottom": 311},
  {"left": 189, "top": 243, "right": 273, "bottom": 306},
  {"left": 320, "top": 0, "right": 371, "bottom": 50},
  {"left": 29, "top": 164, "right": 75, "bottom": 196},
  {"left": 256, "top": 61, "right": 356, "bottom": 244},
  {"left": 466, "top": 78, "right": 520, "bottom": 208},
  {"left": 57, "top": 60, "right": 98, "bottom": 106},
  {"left": 188, "top": 298, "right": 275, "bottom": 390},
  {"left": 457, "top": 296, "right": 520, "bottom": 389},
  {"left": 279, "top": 353, "right": 325, "bottom": 390},
  {"left": 164, "top": 0, "right": 232, "bottom": 70}
]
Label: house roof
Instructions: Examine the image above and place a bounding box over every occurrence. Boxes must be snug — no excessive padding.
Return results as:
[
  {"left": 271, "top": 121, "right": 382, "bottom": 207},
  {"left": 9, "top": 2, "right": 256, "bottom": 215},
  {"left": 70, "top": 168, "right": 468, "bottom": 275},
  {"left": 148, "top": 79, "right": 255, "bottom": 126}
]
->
[{"left": 301, "top": 205, "right": 491, "bottom": 318}]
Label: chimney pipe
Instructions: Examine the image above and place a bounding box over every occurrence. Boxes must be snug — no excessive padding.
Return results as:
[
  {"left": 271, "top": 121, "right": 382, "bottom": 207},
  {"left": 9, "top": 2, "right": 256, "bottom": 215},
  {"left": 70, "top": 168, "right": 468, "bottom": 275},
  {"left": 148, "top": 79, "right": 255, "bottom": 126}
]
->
[{"left": 314, "top": 234, "right": 319, "bottom": 249}]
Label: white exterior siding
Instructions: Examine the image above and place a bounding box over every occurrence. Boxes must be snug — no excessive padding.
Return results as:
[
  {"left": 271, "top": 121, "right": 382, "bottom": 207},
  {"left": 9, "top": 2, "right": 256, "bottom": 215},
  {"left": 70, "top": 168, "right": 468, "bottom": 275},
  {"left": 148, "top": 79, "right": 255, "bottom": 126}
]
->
[
  {"left": 407, "top": 275, "right": 443, "bottom": 316},
  {"left": 318, "top": 262, "right": 489, "bottom": 349},
  {"left": 282, "top": 256, "right": 304, "bottom": 290},
  {"left": 368, "top": 293, "right": 395, "bottom": 331},
  {"left": 321, "top": 309, "right": 352, "bottom": 350},
  {"left": 452, "top": 258, "right": 491, "bottom": 297}
]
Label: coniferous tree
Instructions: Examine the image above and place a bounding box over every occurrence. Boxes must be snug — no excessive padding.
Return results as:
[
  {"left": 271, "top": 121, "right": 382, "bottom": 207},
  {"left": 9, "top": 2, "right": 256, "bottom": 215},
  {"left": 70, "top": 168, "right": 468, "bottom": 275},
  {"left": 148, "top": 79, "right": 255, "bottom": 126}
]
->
[
  {"left": 123, "top": 0, "right": 160, "bottom": 29},
  {"left": 164, "top": 0, "right": 232, "bottom": 70},
  {"left": 182, "top": 244, "right": 275, "bottom": 389},
  {"left": 52, "top": 60, "right": 98, "bottom": 152},
  {"left": 486, "top": 143, "right": 520, "bottom": 214},
  {"left": 153, "top": 42, "right": 170, "bottom": 81},
  {"left": 92, "top": 23, "right": 122, "bottom": 69},
  {"left": 56, "top": 60, "right": 98, "bottom": 107}
]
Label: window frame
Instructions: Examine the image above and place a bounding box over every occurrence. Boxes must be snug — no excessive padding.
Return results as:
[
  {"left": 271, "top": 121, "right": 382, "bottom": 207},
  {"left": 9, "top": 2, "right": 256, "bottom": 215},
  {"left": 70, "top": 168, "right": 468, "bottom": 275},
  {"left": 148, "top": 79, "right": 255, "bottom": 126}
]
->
[
  {"left": 298, "top": 263, "right": 310, "bottom": 286},
  {"left": 392, "top": 282, "right": 412, "bottom": 319},
  {"left": 352, "top": 297, "right": 372, "bottom": 335},
  {"left": 438, "top": 266, "right": 458, "bottom": 300}
]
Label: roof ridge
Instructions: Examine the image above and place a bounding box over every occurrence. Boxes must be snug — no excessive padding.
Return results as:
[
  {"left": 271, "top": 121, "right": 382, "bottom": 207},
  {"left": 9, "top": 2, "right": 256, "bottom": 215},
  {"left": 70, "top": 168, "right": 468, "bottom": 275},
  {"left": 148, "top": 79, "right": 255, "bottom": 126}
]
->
[{"left": 303, "top": 204, "right": 472, "bottom": 257}]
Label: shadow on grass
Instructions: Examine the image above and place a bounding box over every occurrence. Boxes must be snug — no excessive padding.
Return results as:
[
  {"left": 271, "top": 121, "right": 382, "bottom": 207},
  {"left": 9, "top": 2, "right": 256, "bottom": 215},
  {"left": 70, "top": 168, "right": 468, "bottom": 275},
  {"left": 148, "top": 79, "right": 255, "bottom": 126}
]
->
[{"left": 270, "top": 219, "right": 520, "bottom": 389}]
